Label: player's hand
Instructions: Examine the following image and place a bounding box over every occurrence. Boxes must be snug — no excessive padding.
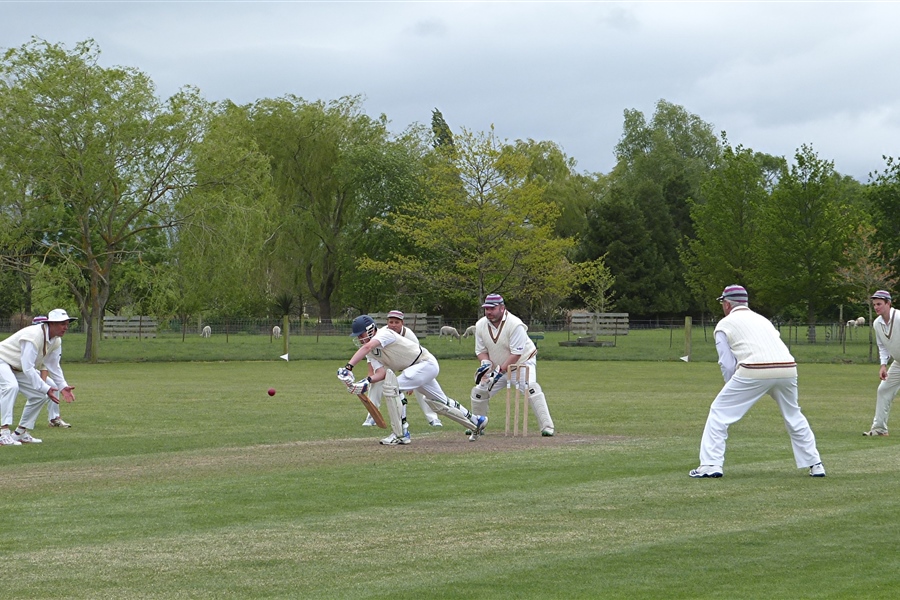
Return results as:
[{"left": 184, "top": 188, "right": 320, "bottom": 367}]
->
[
  {"left": 337, "top": 367, "right": 354, "bottom": 384},
  {"left": 348, "top": 377, "right": 371, "bottom": 395},
  {"left": 475, "top": 360, "right": 493, "bottom": 384},
  {"left": 47, "top": 387, "right": 60, "bottom": 404},
  {"left": 61, "top": 386, "right": 76, "bottom": 403}
]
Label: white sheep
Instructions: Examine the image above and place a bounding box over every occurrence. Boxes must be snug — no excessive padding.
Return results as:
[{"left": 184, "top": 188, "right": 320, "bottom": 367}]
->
[
  {"left": 273, "top": 325, "right": 282, "bottom": 338},
  {"left": 856, "top": 316, "right": 866, "bottom": 326},
  {"left": 201, "top": 325, "right": 211, "bottom": 338},
  {"left": 462, "top": 325, "right": 476, "bottom": 338},
  {"left": 439, "top": 325, "right": 461, "bottom": 340}
]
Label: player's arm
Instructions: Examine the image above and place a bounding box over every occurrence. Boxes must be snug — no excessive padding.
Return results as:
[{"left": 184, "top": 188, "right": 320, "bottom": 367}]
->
[
  {"left": 346, "top": 337, "right": 383, "bottom": 369},
  {"left": 715, "top": 330, "right": 737, "bottom": 382}
]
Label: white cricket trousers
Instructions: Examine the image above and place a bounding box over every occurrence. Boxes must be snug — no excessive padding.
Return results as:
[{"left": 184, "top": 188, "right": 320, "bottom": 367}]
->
[
  {"left": 0, "top": 363, "right": 52, "bottom": 428},
  {"left": 870, "top": 361, "right": 900, "bottom": 432},
  {"left": 396, "top": 359, "right": 451, "bottom": 403},
  {"left": 699, "top": 376, "right": 821, "bottom": 469}
]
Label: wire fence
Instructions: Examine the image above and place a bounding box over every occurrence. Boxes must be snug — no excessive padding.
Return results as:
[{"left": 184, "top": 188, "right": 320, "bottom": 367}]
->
[{"left": 0, "top": 315, "right": 878, "bottom": 347}]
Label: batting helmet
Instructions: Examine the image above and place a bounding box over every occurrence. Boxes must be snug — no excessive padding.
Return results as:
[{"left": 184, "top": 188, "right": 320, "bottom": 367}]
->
[{"left": 350, "top": 315, "right": 377, "bottom": 346}]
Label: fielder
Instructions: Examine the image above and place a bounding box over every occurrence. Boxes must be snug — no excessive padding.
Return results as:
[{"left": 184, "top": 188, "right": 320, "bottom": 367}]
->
[
  {"left": 470, "top": 293, "right": 555, "bottom": 437},
  {"left": 863, "top": 289, "right": 899, "bottom": 436},
  {"left": 338, "top": 315, "right": 487, "bottom": 445},
  {"left": 690, "top": 285, "right": 825, "bottom": 478},
  {"left": 0, "top": 309, "right": 78, "bottom": 445},
  {"left": 361, "top": 310, "right": 442, "bottom": 429},
  {"left": 31, "top": 315, "right": 72, "bottom": 428}
]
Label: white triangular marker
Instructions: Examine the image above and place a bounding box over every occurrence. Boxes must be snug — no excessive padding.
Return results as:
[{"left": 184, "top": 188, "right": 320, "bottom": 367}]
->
[
  {"left": 680, "top": 355, "right": 689, "bottom": 362},
  {"left": 280, "top": 353, "right": 289, "bottom": 361}
]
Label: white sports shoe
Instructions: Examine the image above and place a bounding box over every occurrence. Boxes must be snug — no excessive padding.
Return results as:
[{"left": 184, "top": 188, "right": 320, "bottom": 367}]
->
[
  {"left": 689, "top": 465, "right": 723, "bottom": 478},
  {"left": 809, "top": 462, "right": 826, "bottom": 477},
  {"left": 429, "top": 419, "right": 443, "bottom": 427},
  {"left": 380, "top": 433, "right": 410, "bottom": 446},
  {"left": 468, "top": 416, "right": 488, "bottom": 441},
  {"left": 49, "top": 418, "right": 71, "bottom": 428},
  {"left": 362, "top": 415, "right": 376, "bottom": 427},
  {"left": 12, "top": 430, "right": 42, "bottom": 444},
  {"left": 0, "top": 430, "right": 22, "bottom": 446}
]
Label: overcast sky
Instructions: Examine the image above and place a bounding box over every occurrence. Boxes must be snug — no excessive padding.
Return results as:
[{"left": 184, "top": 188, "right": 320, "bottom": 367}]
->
[{"left": 3, "top": 1, "right": 899, "bottom": 181}]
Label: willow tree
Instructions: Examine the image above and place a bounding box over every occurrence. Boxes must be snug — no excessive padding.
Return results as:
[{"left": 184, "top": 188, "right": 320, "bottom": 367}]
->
[
  {"left": 360, "top": 126, "right": 575, "bottom": 319},
  {"left": 0, "top": 38, "right": 206, "bottom": 360},
  {"left": 247, "top": 95, "right": 418, "bottom": 322}
]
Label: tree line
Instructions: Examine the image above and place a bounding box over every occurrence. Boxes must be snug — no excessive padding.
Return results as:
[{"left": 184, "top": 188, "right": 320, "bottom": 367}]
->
[{"left": 1, "top": 38, "right": 898, "bottom": 361}]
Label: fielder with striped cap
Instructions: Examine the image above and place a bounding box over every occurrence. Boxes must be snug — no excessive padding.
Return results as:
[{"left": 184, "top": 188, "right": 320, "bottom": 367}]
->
[{"left": 690, "top": 285, "right": 825, "bottom": 478}]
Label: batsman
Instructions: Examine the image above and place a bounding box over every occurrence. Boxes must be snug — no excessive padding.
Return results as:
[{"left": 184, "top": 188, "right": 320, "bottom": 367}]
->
[
  {"left": 338, "top": 315, "right": 488, "bottom": 445},
  {"left": 471, "top": 294, "right": 556, "bottom": 437}
]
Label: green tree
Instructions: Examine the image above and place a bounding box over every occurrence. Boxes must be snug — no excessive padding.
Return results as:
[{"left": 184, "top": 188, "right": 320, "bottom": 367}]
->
[
  {"left": 0, "top": 38, "right": 207, "bottom": 361},
  {"left": 753, "top": 144, "right": 863, "bottom": 341},
  {"left": 576, "top": 255, "right": 616, "bottom": 313},
  {"left": 508, "top": 138, "right": 596, "bottom": 242},
  {"left": 868, "top": 155, "right": 900, "bottom": 279},
  {"left": 360, "top": 126, "right": 575, "bottom": 319},
  {"left": 431, "top": 108, "right": 455, "bottom": 151},
  {"left": 173, "top": 101, "right": 277, "bottom": 337},
  {"left": 247, "top": 95, "right": 417, "bottom": 322},
  {"left": 682, "top": 140, "right": 781, "bottom": 313},
  {"left": 581, "top": 99, "right": 720, "bottom": 316}
]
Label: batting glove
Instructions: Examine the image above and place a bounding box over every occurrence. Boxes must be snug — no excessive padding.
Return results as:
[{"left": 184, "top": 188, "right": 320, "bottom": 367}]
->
[
  {"left": 337, "top": 367, "right": 354, "bottom": 384},
  {"left": 475, "top": 360, "right": 493, "bottom": 384},
  {"left": 348, "top": 377, "right": 372, "bottom": 395}
]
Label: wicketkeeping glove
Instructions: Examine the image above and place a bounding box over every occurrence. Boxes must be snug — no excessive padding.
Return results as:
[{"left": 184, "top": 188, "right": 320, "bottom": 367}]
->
[
  {"left": 475, "top": 360, "right": 493, "bottom": 384},
  {"left": 348, "top": 377, "right": 372, "bottom": 395},
  {"left": 337, "top": 367, "right": 354, "bottom": 384},
  {"left": 486, "top": 368, "right": 503, "bottom": 391}
]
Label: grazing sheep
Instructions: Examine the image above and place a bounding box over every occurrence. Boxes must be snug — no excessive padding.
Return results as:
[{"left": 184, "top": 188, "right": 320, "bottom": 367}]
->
[
  {"left": 846, "top": 320, "right": 855, "bottom": 327},
  {"left": 201, "top": 325, "right": 211, "bottom": 338},
  {"left": 273, "top": 325, "right": 282, "bottom": 338},
  {"left": 856, "top": 316, "right": 866, "bottom": 326},
  {"left": 439, "top": 325, "right": 461, "bottom": 340},
  {"left": 462, "top": 325, "right": 476, "bottom": 338}
]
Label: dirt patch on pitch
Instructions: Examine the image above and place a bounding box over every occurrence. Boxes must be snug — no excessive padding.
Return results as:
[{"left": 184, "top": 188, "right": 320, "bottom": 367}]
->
[{"left": 365, "top": 431, "right": 629, "bottom": 454}]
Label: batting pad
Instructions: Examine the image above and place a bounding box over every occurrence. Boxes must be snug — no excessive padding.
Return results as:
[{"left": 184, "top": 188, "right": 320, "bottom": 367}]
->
[
  {"left": 383, "top": 370, "right": 404, "bottom": 437},
  {"left": 425, "top": 397, "right": 477, "bottom": 429}
]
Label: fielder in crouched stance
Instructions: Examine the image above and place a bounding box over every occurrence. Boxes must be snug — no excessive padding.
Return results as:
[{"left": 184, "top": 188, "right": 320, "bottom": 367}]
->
[
  {"left": 470, "top": 294, "right": 555, "bottom": 437},
  {"left": 338, "top": 315, "right": 487, "bottom": 445},
  {"left": 690, "top": 285, "right": 825, "bottom": 478}
]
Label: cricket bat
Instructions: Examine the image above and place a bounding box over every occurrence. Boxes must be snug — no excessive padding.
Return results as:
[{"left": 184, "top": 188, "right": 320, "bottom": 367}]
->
[{"left": 358, "top": 393, "right": 387, "bottom": 428}]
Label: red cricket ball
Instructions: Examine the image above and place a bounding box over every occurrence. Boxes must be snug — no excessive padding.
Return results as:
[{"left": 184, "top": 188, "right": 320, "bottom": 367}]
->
[{"left": 267, "top": 388, "right": 276, "bottom": 396}]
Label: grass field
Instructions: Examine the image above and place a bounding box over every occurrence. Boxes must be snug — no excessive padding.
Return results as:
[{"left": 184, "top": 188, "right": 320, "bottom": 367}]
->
[
  {"left": 52, "top": 324, "right": 879, "bottom": 365},
  {"left": 2, "top": 358, "right": 899, "bottom": 598}
]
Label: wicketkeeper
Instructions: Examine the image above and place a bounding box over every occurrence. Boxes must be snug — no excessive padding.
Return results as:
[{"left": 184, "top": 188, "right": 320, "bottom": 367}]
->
[
  {"left": 338, "top": 315, "right": 488, "bottom": 445},
  {"left": 470, "top": 294, "right": 556, "bottom": 437}
]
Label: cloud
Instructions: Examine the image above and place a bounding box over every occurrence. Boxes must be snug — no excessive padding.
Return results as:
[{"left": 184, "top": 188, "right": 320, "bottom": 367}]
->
[{"left": 2, "top": 1, "right": 899, "bottom": 180}]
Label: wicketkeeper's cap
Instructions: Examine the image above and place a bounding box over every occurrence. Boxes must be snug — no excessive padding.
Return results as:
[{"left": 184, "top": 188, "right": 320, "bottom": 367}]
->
[
  {"left": 387, "top": 310, "right": 404, "bottom": 320},
  {"left": 32, "top": 315, "right": 48, "bottom": 325},
  {"left": 47, "top": 309, "right": 78, "bottom": 322},
  {"left": 871, "top": 290, "right": 893, "bottom": 302},
  {"left": 482, "top": 293, "right": 505, "bottom": 308},
  {"left": 717, "top": 285, "right": 748, "bottom": 303}
]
